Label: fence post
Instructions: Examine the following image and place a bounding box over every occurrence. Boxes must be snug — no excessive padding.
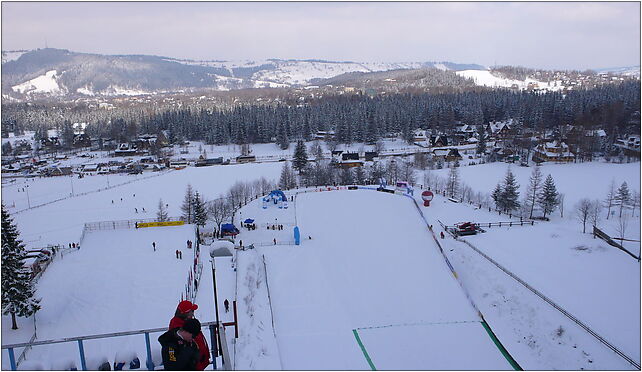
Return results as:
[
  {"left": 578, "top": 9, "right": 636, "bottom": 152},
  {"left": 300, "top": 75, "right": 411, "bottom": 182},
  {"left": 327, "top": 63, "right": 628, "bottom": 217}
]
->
[
  {"left": 77, "top": 339, "right": 87, "bottom": 370},
  {"left": 8, "top": 347, "right": 16, "bottom": 370},
  {"left": 144, "top": 332, "right": 153, "bottom": 370},
  {"left": 209, "top": 324, "right": 218, "bottom": 369}
]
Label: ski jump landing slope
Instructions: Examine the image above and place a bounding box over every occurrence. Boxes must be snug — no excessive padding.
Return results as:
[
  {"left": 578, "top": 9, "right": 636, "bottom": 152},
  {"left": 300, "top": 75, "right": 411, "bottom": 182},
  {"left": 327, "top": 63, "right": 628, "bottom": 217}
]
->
[
  {"left": 263, "top": 190, "right": 513, "bottom": 370},
  {"left": 12, "top": 224, "right": 197, "bottom": 369}
]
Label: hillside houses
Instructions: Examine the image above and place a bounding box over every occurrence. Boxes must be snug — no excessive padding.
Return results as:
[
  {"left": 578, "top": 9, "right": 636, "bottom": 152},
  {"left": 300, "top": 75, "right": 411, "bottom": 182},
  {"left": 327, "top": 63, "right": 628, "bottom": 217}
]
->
[
  {"left": 486, "top": 119, "right": 514, "bottom": 140},
  {"left": 532, "top": 140, "right": 574, "bottom": 163},
  {"left": 614, "top": 135, "right": 641, "bottom": 158}
]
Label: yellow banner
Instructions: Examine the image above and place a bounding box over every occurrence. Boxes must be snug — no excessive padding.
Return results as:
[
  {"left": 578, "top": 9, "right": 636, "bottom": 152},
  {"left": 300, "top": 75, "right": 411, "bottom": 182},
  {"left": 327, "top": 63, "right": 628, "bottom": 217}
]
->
[{"left": 137, "top": 221, "right": 185, "bottom": 228}]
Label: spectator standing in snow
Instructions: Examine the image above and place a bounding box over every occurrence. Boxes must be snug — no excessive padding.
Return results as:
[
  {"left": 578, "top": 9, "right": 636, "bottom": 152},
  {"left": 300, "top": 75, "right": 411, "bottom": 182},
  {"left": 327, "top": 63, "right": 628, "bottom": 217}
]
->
[
  {"left": 135, "top": 208, "right": 138, "bottom": 213},
  {"left": 179, "top": 251, "right": 183, "bottom": 259},
  {"left": 175, "top": 250, "right": 180, "bottom": 259},
  {"left": 152, "top": 242, "right": 156, "bottom": 251},
  {"left": 440, "top": 231, "right": 445, "bottom": 239},
  {"left": 168, "top": 301, "right": 210, "bottom": 370},
  {"left": 224, "top": 299, "right": 230, "bottom": 313},
  {"left": 273, "top": 238, "right": 277, "bottom": 245}
]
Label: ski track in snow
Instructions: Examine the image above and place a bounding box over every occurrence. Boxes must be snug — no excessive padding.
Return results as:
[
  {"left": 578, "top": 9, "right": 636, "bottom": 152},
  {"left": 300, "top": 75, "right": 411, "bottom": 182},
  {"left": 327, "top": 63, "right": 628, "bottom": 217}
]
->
[{"left": 1, "top": 154, "right": 639, "bottom": 370}]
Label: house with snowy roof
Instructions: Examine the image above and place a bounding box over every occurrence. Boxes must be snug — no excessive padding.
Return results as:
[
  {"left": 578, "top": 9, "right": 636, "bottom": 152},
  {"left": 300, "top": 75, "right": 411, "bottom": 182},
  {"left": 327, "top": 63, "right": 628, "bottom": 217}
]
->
[
  {"left": 486, "top": 119, "right": 515, "bottom": 140},
  {"left": 432, "top": 148, "right": 462, "bottom": 162},
  {"left": 413, "top": 129, "right": 428, "bottom": 143},
  {"left": 532, "top": 140, "right": 574, "bottom": 163},
  {"left": 614, "top": 135, "right": 641, "bottom": 158}
]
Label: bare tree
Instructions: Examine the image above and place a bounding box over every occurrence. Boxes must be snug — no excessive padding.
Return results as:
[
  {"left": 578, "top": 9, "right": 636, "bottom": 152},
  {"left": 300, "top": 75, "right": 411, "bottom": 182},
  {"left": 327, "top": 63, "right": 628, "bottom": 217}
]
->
[
  {"left": 446, "top": 166, "right": 460, "bottom": 198},
  {"left": 207, "top": 197, "right": 233, "bottom": 231},
  {"left": 616, "top": 215, "right": 629, "bottom": 245},
  {"left": 590, "top": 199, "right": 602, "bottom": 231},
  {"left": 310, "top": 141, "right": 324, "bottom": 160},
  {"left": 631, "top": 191, "right": 640, "bottom": 217},
  {"left": 604, "top": 179, "right": 616, "bottom": 220},
  {"left": 575, "top": 198, "right": 592, "bottom": 233},
  {"left": 558, "top": 193, "right": 565, "bottom": 218},
  {"left": 374, "top": 140, "right": 385, "bottom": 154},
  {"left": 414, "top": 152, "right": 428, "bottom": 170},
  {"left": 526, "top": 164, "right": 543, "bottom": 218}
]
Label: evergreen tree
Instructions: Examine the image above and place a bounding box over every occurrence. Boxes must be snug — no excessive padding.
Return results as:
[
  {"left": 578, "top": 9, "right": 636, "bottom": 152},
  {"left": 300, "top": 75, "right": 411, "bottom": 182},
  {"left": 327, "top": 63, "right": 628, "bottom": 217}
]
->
[
  {"left": 340, "top": 167, "right": 354, "bottom": 185},
  {"left": 292, "top": 140, "right": 309, "bottom": 173},
  {"left": 526, "top": 164, "right": 544, "bottom": 218},
  {"left": 157, "top": 198, "right": 169, "bottom": 222},
  {"left": 492, "top": 183, "right": 503, "bottom": 210},
  {"left": 369, "top": 161, "right": 385, "bottom": 185},
  {"left": 278, "top": 162, "right": 296, "bottom": 190},
  {"left": 538, "top": 174, "right": 559, "bottom": 218},
  {"left": 502, "top": 168, "right": 520, "bottom": 213},
  {"left": 276, "top": 122, "right": 289, "bottom": 150},
  {"left": 193, "top": 192, "right": 208, "bottom": 227},
  {"left": 355, "top": 166, "right": 366, "bottom": 185},
  {"left": 61, "top": 120, "right": 75, "bottom": 149},
  {"left": 476, "top": 126, "right": 487, "bottom": 157},
  {"left": 2, "top": 205, "right": 40, "bottom": 329},
  {"left": 181, "top": 184, "right": 195, "bottom": 224},
  {"left": 614, "top": 181, "right": 632, "bottom": 218},
  {"left": 365, "top": 111, "right": 380, "bottom": 144}
]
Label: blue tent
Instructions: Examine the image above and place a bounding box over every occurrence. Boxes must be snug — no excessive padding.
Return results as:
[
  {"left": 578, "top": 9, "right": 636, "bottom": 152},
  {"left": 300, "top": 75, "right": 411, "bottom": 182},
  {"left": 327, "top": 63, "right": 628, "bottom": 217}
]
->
[
  {"left": 220, "top": 223, "right": 239, "bottom": 236},
  {"left": 243, "top": 218, "right": 255, "bottom": 224}
]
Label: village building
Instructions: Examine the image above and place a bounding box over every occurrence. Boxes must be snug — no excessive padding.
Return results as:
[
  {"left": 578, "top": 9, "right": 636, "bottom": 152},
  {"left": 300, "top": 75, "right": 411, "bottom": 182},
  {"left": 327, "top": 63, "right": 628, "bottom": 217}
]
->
[{"left": 532, "top": 140, "right": 574, "bottom": 163}]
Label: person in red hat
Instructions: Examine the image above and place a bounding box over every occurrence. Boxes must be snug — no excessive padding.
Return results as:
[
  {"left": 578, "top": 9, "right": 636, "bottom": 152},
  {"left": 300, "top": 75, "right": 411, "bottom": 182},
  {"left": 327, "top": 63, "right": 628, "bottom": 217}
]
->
[{"left": 169, "top": 301, "right": 210, "bottom": 370}]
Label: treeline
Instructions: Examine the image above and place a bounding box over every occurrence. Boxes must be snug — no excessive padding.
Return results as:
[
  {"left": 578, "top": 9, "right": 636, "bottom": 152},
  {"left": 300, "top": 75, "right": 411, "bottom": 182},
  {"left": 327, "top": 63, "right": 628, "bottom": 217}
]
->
[{"left": 2, "top": 80, "right": 640, "bottom": 148}]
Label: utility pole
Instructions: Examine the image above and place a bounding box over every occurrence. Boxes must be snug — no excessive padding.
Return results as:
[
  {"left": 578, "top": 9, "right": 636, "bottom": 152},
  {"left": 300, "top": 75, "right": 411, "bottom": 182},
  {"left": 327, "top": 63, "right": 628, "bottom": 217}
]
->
[{"left": 210, "top": 259, "right": 223, "bottom": 357}]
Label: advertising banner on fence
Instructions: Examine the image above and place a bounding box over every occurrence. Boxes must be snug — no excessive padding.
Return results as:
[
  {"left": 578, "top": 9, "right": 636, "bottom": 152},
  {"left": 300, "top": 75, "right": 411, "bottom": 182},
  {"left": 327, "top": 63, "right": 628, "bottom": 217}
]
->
[{"left": 137, "top": 221, "right": 184, "bottom": 228}]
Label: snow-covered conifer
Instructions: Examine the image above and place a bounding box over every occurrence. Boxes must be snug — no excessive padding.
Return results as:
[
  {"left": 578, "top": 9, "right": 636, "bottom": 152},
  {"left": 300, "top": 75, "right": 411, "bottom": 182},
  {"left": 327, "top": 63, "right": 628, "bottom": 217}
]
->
[
  {"left": 526, "top": 164, "right": 543, "bottom": 218},
  {"left": 538, "top": 174, "right": 559, "bottom": 218},
  {"left": 193, "top": 192, "right": 208, "bottom": 227},
  {"left": 293, "top": 140, "right": 308, "bottom": 173},
  {"left": 614, "top": 181, "right": 632, "bottom": 218},
  {"left": 181, "top": 184, "right": 195, "bottom": 224},
  {"left": 502, "top": 168, "right": 520, "bottom": 213},
  {"left": 1, "top": 205, "right": 40, "bottom": 329}
]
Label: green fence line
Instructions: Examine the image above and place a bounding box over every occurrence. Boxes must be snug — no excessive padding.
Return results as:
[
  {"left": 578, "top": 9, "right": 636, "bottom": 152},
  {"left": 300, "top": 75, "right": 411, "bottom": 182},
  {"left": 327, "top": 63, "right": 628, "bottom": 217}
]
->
[
  {"left": 355, "top": 319, "right": 479, "bottom": 331},
  {"left": 352, "top": 329, "right": 376, "bottom": 370},
  {"left": 481, "top": 320, "right": 522, "bottom": 370}
]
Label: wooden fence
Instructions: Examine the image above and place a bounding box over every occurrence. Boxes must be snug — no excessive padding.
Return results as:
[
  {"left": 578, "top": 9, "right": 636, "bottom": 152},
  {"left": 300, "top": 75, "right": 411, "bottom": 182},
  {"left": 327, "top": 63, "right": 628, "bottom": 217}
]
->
[{"left": 593, "top": 225, "right": 640, "bottom": 261}]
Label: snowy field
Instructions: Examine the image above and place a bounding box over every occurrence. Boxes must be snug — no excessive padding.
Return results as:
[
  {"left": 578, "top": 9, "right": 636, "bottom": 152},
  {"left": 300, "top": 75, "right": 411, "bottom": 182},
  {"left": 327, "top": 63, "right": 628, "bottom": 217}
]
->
[
  {"left": 261, "top": 191, "right": 511, "bottom": 369},
  {"left": 425, "top": 161, "right": 641, "bottom": 247},
  {"left": 1, "top": 225, "right": 201, "bottom": 369},
  {"left": 2, "top": 163, "right": 282, "bottom": 249},
  {"left": 1, "top": 157, "right": 640, "bottom": 370}
]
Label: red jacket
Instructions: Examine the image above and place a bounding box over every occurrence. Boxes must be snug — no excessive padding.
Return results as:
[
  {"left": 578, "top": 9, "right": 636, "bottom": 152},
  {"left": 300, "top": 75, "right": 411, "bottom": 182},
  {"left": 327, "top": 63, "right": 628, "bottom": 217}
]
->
[{"left": 169, "top": 317, "right": 210, "bottom": 370}]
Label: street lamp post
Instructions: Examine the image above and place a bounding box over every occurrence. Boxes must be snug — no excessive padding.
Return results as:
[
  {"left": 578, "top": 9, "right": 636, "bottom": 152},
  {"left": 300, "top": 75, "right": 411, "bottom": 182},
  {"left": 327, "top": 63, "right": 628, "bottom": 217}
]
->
[
  {"left": 25, "top": 185, "right": 30, "bottom": 209},
  {"left": 210, "top": 259, "right": 223, "bottom": 357}
]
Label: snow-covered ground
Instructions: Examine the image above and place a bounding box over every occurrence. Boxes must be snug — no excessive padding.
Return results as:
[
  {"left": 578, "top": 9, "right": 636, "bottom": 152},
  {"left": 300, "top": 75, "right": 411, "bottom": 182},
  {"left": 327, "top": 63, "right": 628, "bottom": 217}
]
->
[
  {"left": 1, "top": 156, "right": 639, "bottom": 370},
  {"left": 423, "top": 161, "right": 641, "bottom": 252},
  {"left": 258, "top": 190, "right": 510, "bottom": 369},
  {"left": 2, "top": 163, "right": 282, "bottom": 249},
  {"left": 11, "top": 70, "right": 64, "bottom": 96},
  {"left": 419, "top": 191, "right": 639, "bottom": 369},
  {"left": 456, "top": 70, "right": 562, "bottom": 91}
]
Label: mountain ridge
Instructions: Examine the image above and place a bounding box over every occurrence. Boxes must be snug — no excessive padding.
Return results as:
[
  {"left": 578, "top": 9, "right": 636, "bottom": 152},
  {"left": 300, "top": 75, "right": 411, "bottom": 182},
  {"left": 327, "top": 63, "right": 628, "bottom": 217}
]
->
[{"left": 1, "top": 48, "right": 487, "bottom": 100}]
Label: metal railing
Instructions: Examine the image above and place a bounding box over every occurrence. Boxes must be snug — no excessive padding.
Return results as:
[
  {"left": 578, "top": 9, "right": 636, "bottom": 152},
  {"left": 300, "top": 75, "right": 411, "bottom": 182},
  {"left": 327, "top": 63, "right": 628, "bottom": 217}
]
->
[
  {"left": 2, "top": 320, "right": 232, "bottom": 371},
  {"left": 83, "top": 217, "right": 183, "bottom": 231}
]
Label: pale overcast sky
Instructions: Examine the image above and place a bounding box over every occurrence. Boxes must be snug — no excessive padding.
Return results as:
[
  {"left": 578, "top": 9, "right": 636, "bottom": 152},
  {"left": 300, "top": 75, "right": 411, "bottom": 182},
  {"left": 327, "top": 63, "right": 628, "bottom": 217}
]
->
[{"left": 1, "top": 2, "right": 639, "bottom": 70}]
